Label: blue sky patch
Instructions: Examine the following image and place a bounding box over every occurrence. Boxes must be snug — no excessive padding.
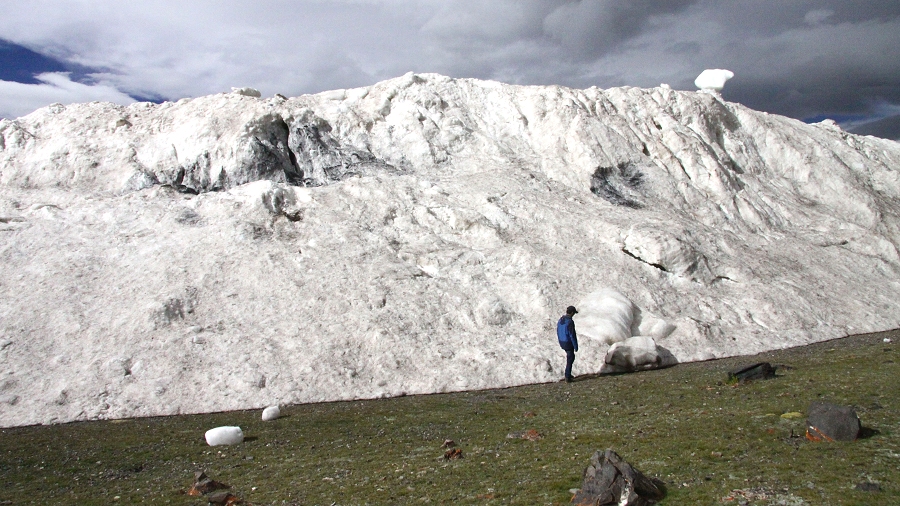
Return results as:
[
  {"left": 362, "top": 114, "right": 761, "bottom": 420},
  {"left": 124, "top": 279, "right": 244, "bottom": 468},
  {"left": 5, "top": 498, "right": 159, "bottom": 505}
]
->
[{"left": 0, "top": 39, "right": 95, "bottom": 85}]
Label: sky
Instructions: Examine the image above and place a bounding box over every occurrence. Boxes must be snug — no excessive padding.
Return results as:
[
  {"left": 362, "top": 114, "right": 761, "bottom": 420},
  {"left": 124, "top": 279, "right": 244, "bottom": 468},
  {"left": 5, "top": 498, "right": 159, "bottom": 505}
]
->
[{"left": 1, "top": 0, "right": 898, "bottom": 140}]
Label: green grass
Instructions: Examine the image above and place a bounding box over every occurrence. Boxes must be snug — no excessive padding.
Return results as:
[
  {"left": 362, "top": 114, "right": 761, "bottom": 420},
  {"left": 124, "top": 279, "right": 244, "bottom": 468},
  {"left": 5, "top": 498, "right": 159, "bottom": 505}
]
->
[{"left": 1, "top": 330, "right": 898, "bottom": 505}]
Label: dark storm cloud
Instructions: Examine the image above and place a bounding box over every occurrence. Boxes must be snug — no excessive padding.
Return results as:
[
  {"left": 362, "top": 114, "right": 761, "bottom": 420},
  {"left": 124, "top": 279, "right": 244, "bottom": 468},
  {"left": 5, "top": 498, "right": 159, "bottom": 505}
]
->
[
  {"left": 685, "top": 1, "right": 900, "bottom": 137},
  {"left": 541, "top": 0, "right": 697, "bottom": 59}
]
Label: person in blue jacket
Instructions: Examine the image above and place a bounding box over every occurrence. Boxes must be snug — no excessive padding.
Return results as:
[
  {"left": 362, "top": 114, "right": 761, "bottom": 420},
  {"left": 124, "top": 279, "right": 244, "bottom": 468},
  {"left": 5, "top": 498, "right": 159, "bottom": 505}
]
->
[{"left": 557, "top": 305, "right": 579, "bottom": 383}]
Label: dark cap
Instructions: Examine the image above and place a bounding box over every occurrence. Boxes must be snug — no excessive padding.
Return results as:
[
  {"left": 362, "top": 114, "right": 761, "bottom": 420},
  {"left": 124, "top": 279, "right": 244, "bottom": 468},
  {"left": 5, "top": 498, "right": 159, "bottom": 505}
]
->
[{"left": 566, "top": 305, "right": 578, "bottom": 315}]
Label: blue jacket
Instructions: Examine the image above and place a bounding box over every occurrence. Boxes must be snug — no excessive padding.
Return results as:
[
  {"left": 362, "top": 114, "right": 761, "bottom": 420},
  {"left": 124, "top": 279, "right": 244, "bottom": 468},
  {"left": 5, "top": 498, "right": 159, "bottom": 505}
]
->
[{"left": 557, "top": 315, "right": 578, "bottom": 352}]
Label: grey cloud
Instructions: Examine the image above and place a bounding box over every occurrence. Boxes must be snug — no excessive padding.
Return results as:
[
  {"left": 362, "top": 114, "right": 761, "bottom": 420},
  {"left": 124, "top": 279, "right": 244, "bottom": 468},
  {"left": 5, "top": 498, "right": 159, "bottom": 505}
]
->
[
  {"left": 542, "top": 0, "right": 697, "bottom": 59},
  {"left": 0, "top": 0, "right": 899, "bottom": 140}
]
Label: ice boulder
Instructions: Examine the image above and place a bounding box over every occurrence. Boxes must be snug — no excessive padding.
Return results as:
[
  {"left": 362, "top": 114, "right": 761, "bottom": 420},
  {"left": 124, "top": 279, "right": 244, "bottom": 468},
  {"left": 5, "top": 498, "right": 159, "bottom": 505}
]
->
[
  {"left": 694, "top": 69, "right": 734, "bottom": 92},
  {"left": 576, "top": 289, "right": 635, "bottom": 345},
  {"left": 205, "top": 426, "right": 244, "bottom": 446},
  {"left": 262, "top": 405, "right": 281, "bottom": 421},
  {"left": 600, "top": 336, "right": 677, "bottom": 373},
  {"left": 632, "top": 312, "right": 676, "bottom": 341},
  {"left": 231, "top": 87, "right": 262, "bottom": 98}
]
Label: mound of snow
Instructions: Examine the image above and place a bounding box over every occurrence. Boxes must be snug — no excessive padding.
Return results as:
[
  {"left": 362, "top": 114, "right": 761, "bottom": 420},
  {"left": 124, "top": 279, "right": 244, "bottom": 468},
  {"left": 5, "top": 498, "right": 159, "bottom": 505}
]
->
[
  {"left": 2, "top": 72, "right": 900, "bottom": 427},
  {"left": 576, "top": 289, "right": 636, "bottom": 345}
]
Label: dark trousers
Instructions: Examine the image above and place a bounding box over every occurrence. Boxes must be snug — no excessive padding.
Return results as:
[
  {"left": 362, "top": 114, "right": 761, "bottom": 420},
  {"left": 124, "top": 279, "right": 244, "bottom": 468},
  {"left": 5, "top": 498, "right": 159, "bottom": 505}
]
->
[{"left": 564, "top": 348, "right": 575, "bottom": 380}]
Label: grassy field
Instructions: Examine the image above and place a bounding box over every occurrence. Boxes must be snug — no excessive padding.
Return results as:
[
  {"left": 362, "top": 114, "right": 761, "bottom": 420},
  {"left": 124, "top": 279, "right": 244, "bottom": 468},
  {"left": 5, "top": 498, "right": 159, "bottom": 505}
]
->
[{"left": 1, "top": 329, "right": 897, "bottom": 505}]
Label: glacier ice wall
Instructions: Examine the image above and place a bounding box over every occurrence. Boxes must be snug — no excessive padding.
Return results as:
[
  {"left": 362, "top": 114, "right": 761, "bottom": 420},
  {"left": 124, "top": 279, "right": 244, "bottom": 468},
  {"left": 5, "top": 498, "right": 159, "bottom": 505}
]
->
[{"left": 1, "top": 72, "right": 899, "bottom": 426}]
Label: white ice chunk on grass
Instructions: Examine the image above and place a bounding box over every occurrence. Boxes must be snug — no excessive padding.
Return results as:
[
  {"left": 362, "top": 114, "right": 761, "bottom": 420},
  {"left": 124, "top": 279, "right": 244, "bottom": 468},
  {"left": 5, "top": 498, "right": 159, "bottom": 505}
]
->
[
  {"left": 694, "top": 69, "right": 734, "bottom": 92},
  {"left": 205, "top": 426, "right": 244, "bottom": 446},
  {"left": 600, "top": 335, "right": 678, "bottom": 373},
  {"left": 605, "top": 335, "right": 659, "bottom": 370},
  {"left": 576, "top": 289, "right": 635, "bottom": 345},
  {"left": 262, "top": 406, "right": 281, "bottom": 421}
]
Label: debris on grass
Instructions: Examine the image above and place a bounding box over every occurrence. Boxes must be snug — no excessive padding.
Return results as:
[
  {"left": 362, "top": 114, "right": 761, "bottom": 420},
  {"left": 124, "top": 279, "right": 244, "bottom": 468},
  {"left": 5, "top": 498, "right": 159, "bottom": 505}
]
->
[
  {"left": 506, "top": 429, "right": 543, "bottom": 441},
  {"left": 443, "top": 448, "right": 463, "bottom": 460},
  {"left": 187, "top": 471, "right": 230, "bottom": 496},
  {"left": 855, "top": 481, "right": 881, "bottom": 492}
]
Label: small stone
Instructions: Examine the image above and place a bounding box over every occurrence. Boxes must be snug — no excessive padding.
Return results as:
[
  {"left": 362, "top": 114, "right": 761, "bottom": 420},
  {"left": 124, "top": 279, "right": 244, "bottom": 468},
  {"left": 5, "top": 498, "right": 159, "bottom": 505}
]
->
[
  {"left": 207, "top": 490, "right": 241, "bottom": 505},
  {"left": 522, "top": 429, "right": 543, "bottom": 441},
  {"left": 855, "top": 482, "right": 880, "bottom": 492},
  {"left": 187, "top": 471, "right": 230, "bottom": 496},
  {"left": 443, "top": 448, "right": 463, "bottom": 460}
]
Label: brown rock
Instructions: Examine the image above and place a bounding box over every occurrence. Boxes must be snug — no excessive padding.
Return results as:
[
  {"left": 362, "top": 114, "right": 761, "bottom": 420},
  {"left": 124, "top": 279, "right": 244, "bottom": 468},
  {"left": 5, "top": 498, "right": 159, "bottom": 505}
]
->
[
  {"left": 188, "top": 471, "right": 231, "bottom": 496},
  {"left": 443, "top": 448, "right": 463, "bottom": 460}
]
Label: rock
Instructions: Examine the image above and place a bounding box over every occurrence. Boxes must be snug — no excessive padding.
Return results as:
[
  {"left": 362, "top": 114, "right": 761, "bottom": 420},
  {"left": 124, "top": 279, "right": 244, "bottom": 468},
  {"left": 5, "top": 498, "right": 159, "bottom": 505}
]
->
[
  {"left": 261, "top": 405, "right": 280, "bottom": 421},
  {"left": 806, "top": 402, "right": 860, "bottom": 442},
  {"left": 187, "top": 471, "right": 231, "bottom": 496},
  {"left": 207, "top": 490, "right": 243, "bottom": 505},
  {"left": 572, "top": 449, "right": 666, "bottom": 505},
  {"left": 443, "top": 448, "right": 463, "bottom": 460},
  {"left": 727, "top": 362, "right": 776, "bottom": 383},
  {"left": 855, "top": 482, "right": 881, "bottom": 492},
  {"left": 205, "top": 426, "right": 244, "bottom": 446}
]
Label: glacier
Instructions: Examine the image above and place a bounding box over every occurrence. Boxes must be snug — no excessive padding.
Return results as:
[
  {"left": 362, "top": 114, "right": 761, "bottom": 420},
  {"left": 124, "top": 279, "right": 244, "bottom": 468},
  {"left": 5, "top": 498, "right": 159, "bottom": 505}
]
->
[{"left": 1, "top": 72, "right": 899, "bottom": 427}]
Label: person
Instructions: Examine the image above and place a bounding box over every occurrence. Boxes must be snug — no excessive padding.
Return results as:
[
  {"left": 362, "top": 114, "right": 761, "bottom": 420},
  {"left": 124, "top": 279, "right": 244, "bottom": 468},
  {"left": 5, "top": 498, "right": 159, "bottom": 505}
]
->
[{"left": 557, "top": 305, "right": 579, "bottom": 383}]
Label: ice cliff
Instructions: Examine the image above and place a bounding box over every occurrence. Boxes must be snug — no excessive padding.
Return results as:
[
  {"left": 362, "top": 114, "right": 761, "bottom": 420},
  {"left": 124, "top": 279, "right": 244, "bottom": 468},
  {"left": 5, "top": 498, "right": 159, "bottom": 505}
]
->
[{"left": 1, "top": 72, "right": 899, "bottom": 427}]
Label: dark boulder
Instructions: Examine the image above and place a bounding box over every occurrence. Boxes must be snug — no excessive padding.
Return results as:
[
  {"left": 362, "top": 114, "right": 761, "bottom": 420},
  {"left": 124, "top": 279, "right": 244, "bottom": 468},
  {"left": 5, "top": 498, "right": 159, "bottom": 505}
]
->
[
  {"left": 727, "top": 362, "right": 775, "bottom": 383},
  {"left": 806, "top": 402, "right": 860, "bottom": 442},
  {"left": 572, "top": 449, "right": 665, "bottom": 505}
]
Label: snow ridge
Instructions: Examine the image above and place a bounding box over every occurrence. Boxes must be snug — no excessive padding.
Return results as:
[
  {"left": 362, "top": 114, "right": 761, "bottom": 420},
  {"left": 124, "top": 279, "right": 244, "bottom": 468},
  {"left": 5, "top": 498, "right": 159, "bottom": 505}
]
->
[{"left": 1, "top": 73, "right": 899, "bottom": 426}]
